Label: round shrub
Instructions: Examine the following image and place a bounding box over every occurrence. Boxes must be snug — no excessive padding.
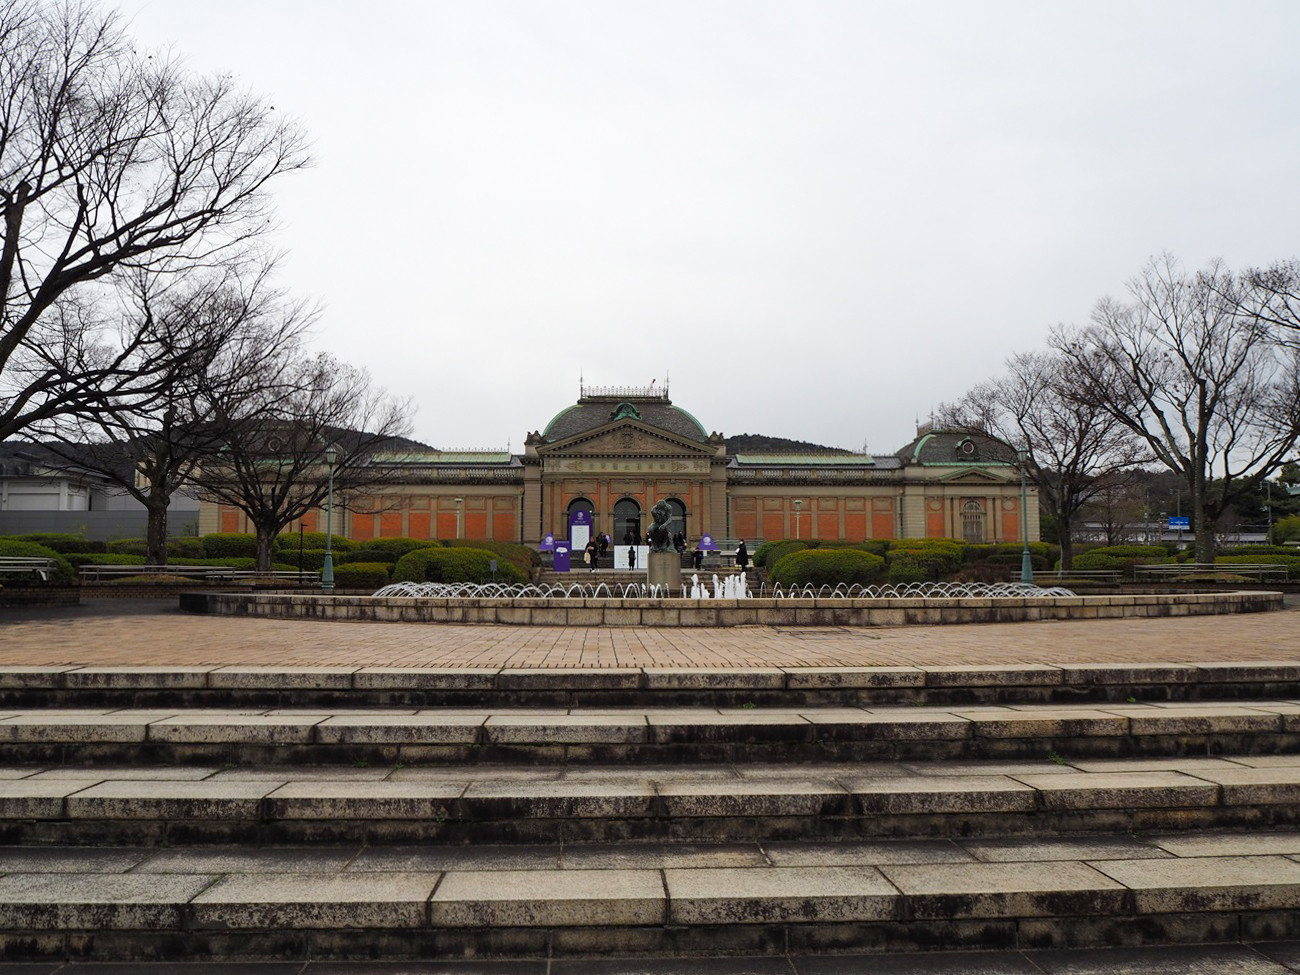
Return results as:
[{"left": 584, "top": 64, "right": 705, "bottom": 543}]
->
[
  {"left": 6, "top": 533, "right": 103, "bottom": 554},
  {"left": 769, "top": 549, "right": 886, "bottom": 587},
  {"left": 393, "top": 547, "right": 527, "bottom": 585},
  {"left": 755, "top": 540, "right": 810, "bottom": 568},
  {"left": 332, "top": 562, "right": 391, "bottom": 589},
  {"left": 0, "top": 540, "right": 74, "bottom": 583},
  {"left": 442, "top": 539, "right": 538, "bottom": 578}
]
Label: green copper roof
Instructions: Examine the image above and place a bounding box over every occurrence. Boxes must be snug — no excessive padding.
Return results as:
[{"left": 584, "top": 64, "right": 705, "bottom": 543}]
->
[
  {"left": 733, "top": 453, "right": 875, "bottom": 465},
  {"left": 374, "top": 451, "right": 515, "bottom": 465}
]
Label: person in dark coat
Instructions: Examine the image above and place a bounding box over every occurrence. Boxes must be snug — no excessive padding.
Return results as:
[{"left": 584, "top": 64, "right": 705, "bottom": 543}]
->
[
  {"left": 736, "top": 540, "right": 749, "bottom": 571},
  {"left": 627, "top": 545, "right": 637, "bottom": 570},
  {"left": 693, "top": 547, "right": 704, "bottom": 571},
  {"left": 584, "top": 539, "right": 597, "bottom": 572}
]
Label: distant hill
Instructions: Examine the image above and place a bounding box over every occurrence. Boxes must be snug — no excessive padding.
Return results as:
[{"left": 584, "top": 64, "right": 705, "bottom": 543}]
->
[{"left": 725, "top": 433, "right": 852, "bottom": 454}]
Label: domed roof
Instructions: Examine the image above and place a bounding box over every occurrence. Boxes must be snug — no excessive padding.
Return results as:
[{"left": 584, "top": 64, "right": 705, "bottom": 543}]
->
[
  {"left": 540, "top": 389, "right": 710, "bottom": 444},
  {"left": 894, "top": 427, "right": 1017, "bottom": 465}
]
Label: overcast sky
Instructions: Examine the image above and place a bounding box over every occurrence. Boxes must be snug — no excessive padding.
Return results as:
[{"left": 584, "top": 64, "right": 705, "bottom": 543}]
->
[{"left": 115, "top": 0, "right": 1300, "bottom": 454}]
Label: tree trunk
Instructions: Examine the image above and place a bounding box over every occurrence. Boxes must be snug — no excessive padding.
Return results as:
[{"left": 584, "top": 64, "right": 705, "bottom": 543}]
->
[
  {"left": 255, "top": 526, "right": 277, "bottom": 573},
  {"left": 1056, "top": 521, "right": 1074, "bottom": 570},
  {"left": 145, "top": 503, "right": 169, "bottom": 566},
  {"left": 1190, "top": 471, "right": 1215, "bottom": 564}
]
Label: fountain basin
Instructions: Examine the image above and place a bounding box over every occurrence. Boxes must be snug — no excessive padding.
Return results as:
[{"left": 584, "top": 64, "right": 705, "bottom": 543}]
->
[{"left": 181, "top": 589, "right": 1283, "bottom": 626}]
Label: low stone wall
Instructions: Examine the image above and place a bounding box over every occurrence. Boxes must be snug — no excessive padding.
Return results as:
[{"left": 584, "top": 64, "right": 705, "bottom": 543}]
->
[
  {"left": 184, "top": 590, "right": 1284, "bottom": 627},
  {"left": 0, "top": 586, "right": 79, "bottom": 609}
]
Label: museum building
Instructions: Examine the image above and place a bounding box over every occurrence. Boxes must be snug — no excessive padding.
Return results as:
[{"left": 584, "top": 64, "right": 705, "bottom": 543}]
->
[{"left": 198, "top": 386, "right": 1039, "bottom": 547}]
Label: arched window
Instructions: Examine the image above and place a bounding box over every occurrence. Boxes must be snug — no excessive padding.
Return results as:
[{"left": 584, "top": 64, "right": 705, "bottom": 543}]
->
[
  {"left": 663, "top": 498, "right": 687, "bottom": 540},
  {"left": 961, "top": 499, "right": 986, "bottom": 543},
  {"left": 567, "top": 497, "right": 594, "bottom": 523},
  {"left": 614, "top": 498, "right": 641, "bottom": 546}
]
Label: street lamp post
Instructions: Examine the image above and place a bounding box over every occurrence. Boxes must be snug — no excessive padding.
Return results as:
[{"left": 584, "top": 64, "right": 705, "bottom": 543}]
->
[
  {"left": 454, "top": 497, "right": 463, "bottom": 539},
  {"left": 793, "top": 498, "right": 802, "bottom": 540},
  {"left": 1017, "top": 448, "right": 1034, "bottom": 584},
  {"left": 321, "top": 446, "right": 338, "bottom": 592}
]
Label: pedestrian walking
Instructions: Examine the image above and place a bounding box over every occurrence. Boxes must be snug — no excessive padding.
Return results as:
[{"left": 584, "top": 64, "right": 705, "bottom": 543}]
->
[{"left": 736, "top": 539, "right": 749, "bottom": 572}]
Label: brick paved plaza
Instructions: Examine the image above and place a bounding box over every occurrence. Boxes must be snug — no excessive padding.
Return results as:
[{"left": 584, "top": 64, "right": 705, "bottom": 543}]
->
[{"left": 1, "top": 598, "right": 1297, "bottom": 669}]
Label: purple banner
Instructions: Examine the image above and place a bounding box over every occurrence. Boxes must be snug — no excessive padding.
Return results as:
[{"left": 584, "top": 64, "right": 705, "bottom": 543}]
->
[{"left": 553, "top": 543, "right": 572, "bottom": 573}]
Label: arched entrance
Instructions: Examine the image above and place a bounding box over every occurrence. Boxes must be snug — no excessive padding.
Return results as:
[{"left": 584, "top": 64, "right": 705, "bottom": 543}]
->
[
  {"left": 614, "top": 498, "right": 641, "bottom": 546},
  {"left": 567, "top": 497, "right": 595, "bottom": 548}
]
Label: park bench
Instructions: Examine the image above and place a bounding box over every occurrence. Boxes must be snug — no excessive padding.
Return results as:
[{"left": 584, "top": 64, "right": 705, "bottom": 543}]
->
[
  {"left": 0, "top": 556, "right": 58, "bottom": 582},
  {"left": 1134, "top": 562, "right": 1290, "bottom": 581},
  {"left": 1030, "top": 568, "right": 1122, "bottom": 584},
  {"left": 77, "top": 564, "right": 315, "bottom": 584}
]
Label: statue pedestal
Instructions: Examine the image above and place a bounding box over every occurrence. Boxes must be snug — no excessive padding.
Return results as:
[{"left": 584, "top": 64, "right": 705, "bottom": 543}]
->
[{"left": 647, "top": 550, "right": 682, "bottom": 593}]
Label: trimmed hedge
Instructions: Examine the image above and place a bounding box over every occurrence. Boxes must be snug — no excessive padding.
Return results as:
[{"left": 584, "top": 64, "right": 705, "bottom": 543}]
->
[
  {"left": 201, "top": 533, "right": 260, "bottom": 559},
  {"left": 62, "top": 553, "right": 147, "bottom": 570},
  {"left": 166, "top": 537, "right": 205, "bottom": 560},
  {"left": 170, "top": 557, "right": 299, "bottom": 572},
  {"left": 105, "top": 538, "right": 147, "bottom": 556},
  {"left": 1216, "top": 554, "right": 1300, "bottom": 579},
  {"left": 769, "top": 549, "right": 886, "bottom": 587},
  {"left": 885, "top": 539, "right": 964, "bottom": 583},
  {"left": 356, "top": 537, "right": 439, "bottom": 560},
  {"left": 1072, "top": 545, "right": 1174, "bottom": 572},
  {"left": 5, "top": 533, "right": 103, "bottom": 554},
  {"left": 274, "top": 532, "right": 354, "bottom": 553},
  {"left": 332, "top": 562, "right": 391, "bottom": 589},
  {"left": 0, "top": 540, "right": 74, "bottom": 583},
  {"left": 392, "top": 547, "right": 527, "bottom": 585},
  {"left": 962, "top": 542, "right": 1057, "bottom": 567}
]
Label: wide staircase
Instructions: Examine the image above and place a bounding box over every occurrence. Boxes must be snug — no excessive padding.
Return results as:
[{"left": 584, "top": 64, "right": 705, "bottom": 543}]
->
[{"left": 3, "top": 662, "right": 1300, "bottom": 965}]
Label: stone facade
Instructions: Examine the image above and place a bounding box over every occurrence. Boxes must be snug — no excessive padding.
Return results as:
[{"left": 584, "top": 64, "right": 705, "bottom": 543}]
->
[{"left": 198, "top": 387, "right": 1039, "bottom": 546}]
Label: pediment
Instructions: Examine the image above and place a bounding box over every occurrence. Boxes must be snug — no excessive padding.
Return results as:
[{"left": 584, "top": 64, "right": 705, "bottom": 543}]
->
[
  {"left": 540, "top": 419, "right": 714, "bottom": 458},
  {"left": 936, "top": 467, "right": 1012, "bottom": 485}
]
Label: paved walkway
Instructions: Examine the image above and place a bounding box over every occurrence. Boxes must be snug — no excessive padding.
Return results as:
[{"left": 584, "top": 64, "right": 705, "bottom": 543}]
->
[{"left": 0, "top": 599, "right": 1298, "bottom": 669}]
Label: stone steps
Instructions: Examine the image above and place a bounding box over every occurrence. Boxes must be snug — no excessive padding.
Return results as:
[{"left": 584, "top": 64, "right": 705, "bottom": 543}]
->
[
  {"left": 3, "top": 831, "right": 1300, "bottom": 961},
  {"left": 0, "top": 756, "right": 1298, "bottom": 846},
  {"left": 5, "top": 662, "right": 1300, "bottom": 709},
  {"left": 1, "top": 701, "right": 1299, "bottom": 766},
  {"left": 6, "top": 664, "right": 1300, "bottom": 963}
]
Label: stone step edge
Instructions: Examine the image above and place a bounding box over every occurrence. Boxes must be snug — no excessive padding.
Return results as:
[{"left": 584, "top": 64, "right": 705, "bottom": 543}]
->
[
  {"left": 0, "top": 766, "right": 1297, "bottom": 821},
  {"left": 3, "top": 661, "right": 1300, "bottom": 693},
  {"left": 0, "top": 854, "right": 1298, "bottom": 932},
  {"left": 3, "top": 703, "right": 1300, "bottom": 745}
]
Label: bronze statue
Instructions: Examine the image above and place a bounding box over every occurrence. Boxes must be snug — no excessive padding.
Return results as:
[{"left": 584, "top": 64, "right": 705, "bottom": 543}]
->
[{"left": 647, "top": 500, "right": 673, "bottom": 552}]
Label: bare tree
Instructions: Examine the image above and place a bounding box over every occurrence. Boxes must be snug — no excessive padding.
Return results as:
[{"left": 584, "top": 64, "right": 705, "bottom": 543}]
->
[
  {"left": 940, "top": 350, "right": 1148, "bottom": 568},
  {"left": 1054, "top": 255, "right": 1300, "bottom": 563},
  {"left": 33, "top": 259, "right": 312, "bottom": 563},
  {"left": 0, "top": 0, "right": 309, "bottom": 441},
  {"left": 191, "top": 353, "right": 415, "bottom": 571}
]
